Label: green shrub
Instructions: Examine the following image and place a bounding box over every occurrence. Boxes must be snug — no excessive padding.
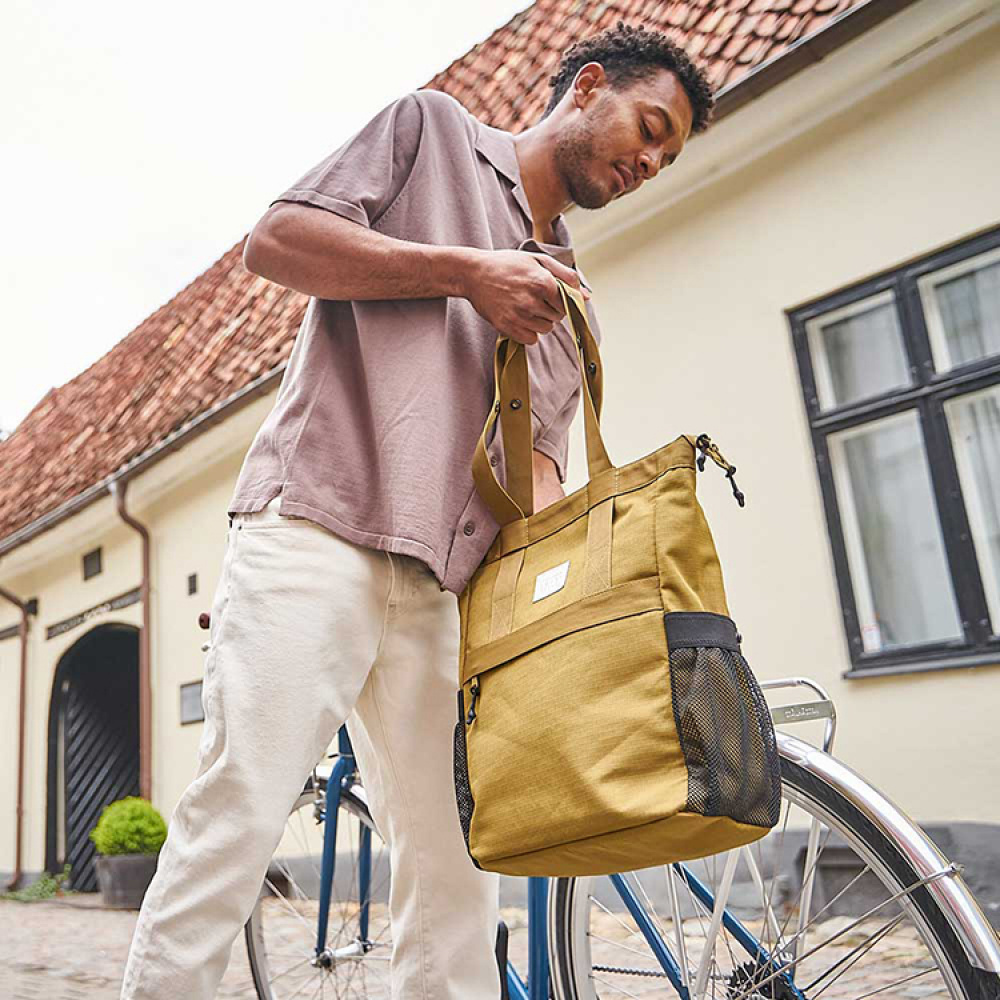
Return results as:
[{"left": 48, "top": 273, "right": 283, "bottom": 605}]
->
[{"left": 89, "top": 797, "right": 167, "bottom": 856}]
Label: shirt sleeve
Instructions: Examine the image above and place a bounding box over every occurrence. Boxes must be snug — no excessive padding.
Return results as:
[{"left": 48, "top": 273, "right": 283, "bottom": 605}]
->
[
  {"left": 532, "top": 381, "right": 582, "bottom": 485},
  {"left": 269, "top": 91, "right": 424, "bottom": 229}
]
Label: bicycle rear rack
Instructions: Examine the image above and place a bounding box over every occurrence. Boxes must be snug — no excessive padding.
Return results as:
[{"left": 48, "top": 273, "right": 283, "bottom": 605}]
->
[{"left": 760, "top": 676, "right": 837, "bottom": 754}]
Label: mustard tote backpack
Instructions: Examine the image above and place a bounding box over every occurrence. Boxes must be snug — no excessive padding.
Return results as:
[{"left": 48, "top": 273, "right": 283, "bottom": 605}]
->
[{"left": 452, "top": 277, "right": 781, "bottom": 878}]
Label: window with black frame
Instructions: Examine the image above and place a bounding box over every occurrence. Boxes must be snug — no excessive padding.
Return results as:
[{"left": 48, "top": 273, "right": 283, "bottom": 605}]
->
[{"left": 789, "top": 225, "right": 1000, "bottom": 678}]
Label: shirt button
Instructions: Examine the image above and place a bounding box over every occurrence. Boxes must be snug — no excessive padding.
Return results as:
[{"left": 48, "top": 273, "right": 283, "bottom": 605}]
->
[
  {"left": 463, "top": 521, "right": 476, "bottom": 536},
  {"left": 489, "top": 453, "right": 499, "bottom": 467}
]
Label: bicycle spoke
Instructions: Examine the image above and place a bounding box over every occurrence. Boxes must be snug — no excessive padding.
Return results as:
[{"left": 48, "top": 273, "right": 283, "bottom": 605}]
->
[
  {"left": 771, "top": 855, "right": 875, "bottom": 960},
  {"left": 749, "top": 837, "right": 776, "bottom": 960},
  {"left": 774, "top": 821, "right": 836, "bottom": 950},
  {"left": 785, "top": 865, "right": 879, "bottom": 957},
  {"left": 629, "top": 869, "right": 674, "bottom": 943},
  {"left": 727, "top": 867, "right": 957, "bottom": 1000},
  {"left": 589, "top": 931, "right": 663, "bottom": 963},
  {"left": 591, "top": 974, "right": 643, "bottom": 998},
  {"left": 295, "top": 806, "right": 321, "bottom": 886},
  {"left": 761, "top": 828, "right": 789, "bottom": 955},
  {"left": 264, "top": 876, "right": 316, "bottom": 937},
  {"left": 712, "top": 858, "right": 743, "bottom": 985},
  {"left": 803, "top": 911, "right": 907, "bottom": 996},
  {"left": 342, "top": 813, "right": 362, "bottom": 944},
  {"left": 852, "top": 965, "right": 940, "bottom": 1000},
  {"left": 267, "top": 955, "right": 313, "bottom": 986},
  {"left": 286, "top": 972, "right": 318, "bottom": 1000},
  {"left": 693, "top": 849, "right": 738, "bottom": 1000},
  {"left": 665, "top": 864, "right": 691, "bottom": 988},
  {"left": 591, "top": 893, "right": 648, "bottom": 942}
]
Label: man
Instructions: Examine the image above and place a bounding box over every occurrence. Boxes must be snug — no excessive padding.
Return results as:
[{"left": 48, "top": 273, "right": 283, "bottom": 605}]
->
[{"left": 120, "top": 19, "right": 713, "bottom": 1000}]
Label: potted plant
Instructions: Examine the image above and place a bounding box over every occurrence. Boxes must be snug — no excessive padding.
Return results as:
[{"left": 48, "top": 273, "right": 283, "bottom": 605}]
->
[{"left": 90, "top": 796, "right": 167, "bottom": 908}]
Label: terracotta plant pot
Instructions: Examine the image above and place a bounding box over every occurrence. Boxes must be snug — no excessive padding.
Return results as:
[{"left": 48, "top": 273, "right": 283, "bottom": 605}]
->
[{"left": 95, "top": 853, "right": 159, "bottom": 909}]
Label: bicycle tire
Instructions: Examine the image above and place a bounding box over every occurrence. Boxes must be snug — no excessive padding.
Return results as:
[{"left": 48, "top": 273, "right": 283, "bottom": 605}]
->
[{"left": 548, "top": 747, "right": 1000, "bottom": 1000}]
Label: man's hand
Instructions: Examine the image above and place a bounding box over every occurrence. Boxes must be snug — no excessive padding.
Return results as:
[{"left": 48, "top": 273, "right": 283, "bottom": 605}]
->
[
  {"left": 532, "top": 450, "right": 565, "bottom": 512},
  {"left": 243, "top": 205, "right": 591, "bottom": 329},
  {"left": 459, "top": 249, "right": 590, "bottom": 345}
]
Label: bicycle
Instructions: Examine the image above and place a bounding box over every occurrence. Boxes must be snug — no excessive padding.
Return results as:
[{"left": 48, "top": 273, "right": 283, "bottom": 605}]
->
[{"left": 242, "top": 677, "right": 1000, "bottom": 999}]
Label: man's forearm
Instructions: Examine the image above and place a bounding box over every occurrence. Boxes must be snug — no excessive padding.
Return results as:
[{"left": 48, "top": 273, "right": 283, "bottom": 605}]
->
[
  {"left": 533, "top": 450, "right": 565, "bottom": 511},
  {"left": 243, "top": 202, "right": 478, "bottom": 302}
]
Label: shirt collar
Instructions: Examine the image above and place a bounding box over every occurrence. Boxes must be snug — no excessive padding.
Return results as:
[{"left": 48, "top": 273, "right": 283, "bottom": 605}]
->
[{"left": 474, "top": 121, "right": 593, "bottom": 293}]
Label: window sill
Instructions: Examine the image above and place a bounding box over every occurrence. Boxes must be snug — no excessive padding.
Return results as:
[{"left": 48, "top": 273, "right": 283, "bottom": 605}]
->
[{"left": 843, "top": 651, "right": 1000, "bottom": 680}]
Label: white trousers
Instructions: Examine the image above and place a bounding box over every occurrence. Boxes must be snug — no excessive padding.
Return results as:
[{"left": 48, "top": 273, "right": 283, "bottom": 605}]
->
[{"left": 120, "top": 498, "right": 502, "bottom": 998}]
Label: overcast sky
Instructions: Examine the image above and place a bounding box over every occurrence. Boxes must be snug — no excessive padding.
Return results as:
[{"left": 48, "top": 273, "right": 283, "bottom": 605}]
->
[{"left": 0, "top": 0, "right": 531, "bottom": 434}]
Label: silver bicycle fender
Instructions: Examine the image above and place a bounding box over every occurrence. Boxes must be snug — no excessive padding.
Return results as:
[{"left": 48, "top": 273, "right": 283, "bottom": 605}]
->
[{"left": 779, "top": 731, "right": 1000, "bottom": 974}]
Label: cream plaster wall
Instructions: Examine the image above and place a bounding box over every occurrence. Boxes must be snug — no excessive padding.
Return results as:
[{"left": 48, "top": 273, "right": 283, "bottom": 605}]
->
[
  {"left": 564, "top": 19, "right": 1000, "bottom": 823},
  {"left": 0, "top": 519, "right": 143, "bottom": 873},
  {"left": 0, "top": 392, "right": 275, "bottom": 875}
]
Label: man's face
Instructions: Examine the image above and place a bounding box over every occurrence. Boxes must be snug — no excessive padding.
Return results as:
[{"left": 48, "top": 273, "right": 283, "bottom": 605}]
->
[{"left": 554, "top": 65, "right": 694, "bottom": 211}]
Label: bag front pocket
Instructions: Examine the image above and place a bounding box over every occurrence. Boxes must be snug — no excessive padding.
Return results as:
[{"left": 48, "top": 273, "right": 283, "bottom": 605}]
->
[
  {"left": 464, "top": 607, "right": 688, "bottom": 863},
  {"left": 664, "top": 611, "right": 782, "bottom": 829}
]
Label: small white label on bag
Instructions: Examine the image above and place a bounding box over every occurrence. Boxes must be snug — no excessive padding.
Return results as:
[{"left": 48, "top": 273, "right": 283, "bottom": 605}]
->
[{"left": 533, "top": 560, "right": 570, "bottom": 603}]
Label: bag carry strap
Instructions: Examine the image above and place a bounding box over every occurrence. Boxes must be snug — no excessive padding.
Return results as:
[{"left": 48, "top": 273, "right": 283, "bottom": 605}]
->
[{"left": 472, "top": 278, "right": 613, "bottom": 527}]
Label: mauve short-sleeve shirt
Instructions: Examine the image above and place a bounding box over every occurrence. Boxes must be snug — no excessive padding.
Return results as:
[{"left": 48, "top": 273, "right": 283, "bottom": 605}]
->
[{"left": 229, "top": 88, "right": 602, "bottom": 595}]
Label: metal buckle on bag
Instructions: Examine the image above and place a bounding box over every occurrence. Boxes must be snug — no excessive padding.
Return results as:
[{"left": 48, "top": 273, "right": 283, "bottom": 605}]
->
[{"left": 694, "top": 434, "right": 745, "bottom": 507}]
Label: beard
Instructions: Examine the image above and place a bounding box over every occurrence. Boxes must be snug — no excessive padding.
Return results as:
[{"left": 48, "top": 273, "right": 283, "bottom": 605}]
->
[{"left": 553, "top": 111, "right": 617, "bottom": 211}]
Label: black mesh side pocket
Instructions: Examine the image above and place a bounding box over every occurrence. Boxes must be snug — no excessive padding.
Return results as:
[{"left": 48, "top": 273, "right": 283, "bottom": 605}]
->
[
  {"left": 453, "top": 688, "right": 482, "bottom": 868},
  {"left": 665, "top": 611, "right": 781, "bottom": 828}
]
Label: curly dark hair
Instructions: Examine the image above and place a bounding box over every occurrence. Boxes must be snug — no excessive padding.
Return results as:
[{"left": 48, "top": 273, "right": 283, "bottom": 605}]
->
[{"left": 542, "top": 20, "right": 715, "bottom": 134}]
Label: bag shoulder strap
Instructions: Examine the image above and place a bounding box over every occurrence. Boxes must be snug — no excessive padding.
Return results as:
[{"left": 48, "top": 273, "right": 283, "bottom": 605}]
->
[{"left": 471, "top": 279, "right": 612, "bottom": 526}]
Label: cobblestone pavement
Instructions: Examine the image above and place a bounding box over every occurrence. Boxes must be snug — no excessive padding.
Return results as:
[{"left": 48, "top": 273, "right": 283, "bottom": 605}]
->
[
  {"left": 0, "top": 893, "right": 260, "bottom": 999},
  {"left": 0, "top": 892, "right": 960, "bottom": 999}
]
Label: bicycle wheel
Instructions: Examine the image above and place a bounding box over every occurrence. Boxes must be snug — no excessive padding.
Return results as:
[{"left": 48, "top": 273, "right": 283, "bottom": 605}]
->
[
  {"left": 245, "top": 773, "right": 393, "bottom": 999},
  {"left": 549, "top": 734, "right": 999, "bottom": 1000}
]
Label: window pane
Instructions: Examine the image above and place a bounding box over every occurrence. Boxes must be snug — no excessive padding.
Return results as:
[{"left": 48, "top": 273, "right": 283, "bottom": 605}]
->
[
  {"left": 920, "top": 247, "right": 1000, "bottom": 372},
  {"left": 180, "top": 681, "right": 204, "bottom": 724},
  {"left": 828, "top": 411, "right": 962, "bottom": 652},
  {"left": 944, "top": 385, "right": 1000, "bottom": 634},
  {"left": 806, "top": 291, "right": 911, "bottom": 411}
]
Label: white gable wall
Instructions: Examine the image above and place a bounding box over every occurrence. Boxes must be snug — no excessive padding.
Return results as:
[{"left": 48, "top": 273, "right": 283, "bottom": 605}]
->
[{"left": 564, "top": 6, "right": 1000, "bottom": 822}]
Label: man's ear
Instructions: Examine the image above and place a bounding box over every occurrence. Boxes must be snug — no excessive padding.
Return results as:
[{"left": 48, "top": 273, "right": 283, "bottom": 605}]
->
[{"left": 572, "top": 61, "right": 607, "bottom": 111}]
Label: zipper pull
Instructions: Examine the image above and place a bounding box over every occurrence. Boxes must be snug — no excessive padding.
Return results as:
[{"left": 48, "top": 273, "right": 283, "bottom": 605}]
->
[
  {"left": 694, "top": 434, "right": 746, "bottom": 507},
  {"left": 465, "top": 681, "right": 480, "bottom": 725},
  {"left": 726, "top": 466, "right": 745, "bottom": 508}
]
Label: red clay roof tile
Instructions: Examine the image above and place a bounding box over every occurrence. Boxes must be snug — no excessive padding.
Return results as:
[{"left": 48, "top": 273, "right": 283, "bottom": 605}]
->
[{"left": 0, "top": 0, "right": 875, "bottom": 547}]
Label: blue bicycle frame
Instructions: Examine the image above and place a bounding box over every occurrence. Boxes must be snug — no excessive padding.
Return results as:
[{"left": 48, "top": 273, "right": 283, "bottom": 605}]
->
[{"left": 315, "top": 725, "right": 799, "bottom": 1000}]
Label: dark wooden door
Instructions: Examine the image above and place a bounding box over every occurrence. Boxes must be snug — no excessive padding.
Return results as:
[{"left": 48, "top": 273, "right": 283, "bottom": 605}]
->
[{"left": 63, "top": 628, "right": 139, "bottom": 891}]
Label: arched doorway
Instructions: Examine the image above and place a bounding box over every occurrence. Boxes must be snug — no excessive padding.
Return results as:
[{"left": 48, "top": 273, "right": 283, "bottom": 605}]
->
[{"left": 46, "top": 624, "right": 140, "bottom": 891}]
